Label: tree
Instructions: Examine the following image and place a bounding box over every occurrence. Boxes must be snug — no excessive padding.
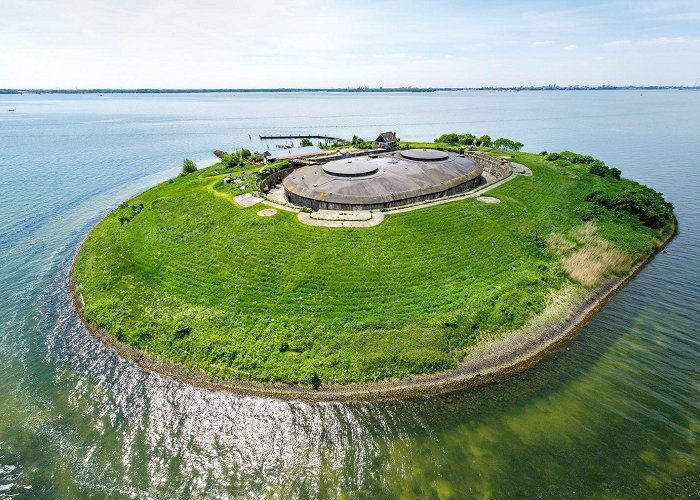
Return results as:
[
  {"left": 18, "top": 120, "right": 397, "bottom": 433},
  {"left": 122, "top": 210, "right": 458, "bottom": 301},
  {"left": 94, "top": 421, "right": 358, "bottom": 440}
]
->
[
  {"left": 459, "top": 133, "right": 476, "bottom": 145},
  {"left": 300, "top": 138, "right": 312, "bottom": 147},
  {"left": 180, "top": 158, "right": 197, "bottom": 176},
  {"left": 249, "top": 152, "right": 264, "bottom": 164},
  {"left": 477, "top": 135, "right": 492, "bottom": 147},
  {"left": 221, "top": 154, "right": 240, "bottom": 169},
  {"left": 240, "top": 148, "right": 252, "bottom": 159},
  {"left": 436, "top": 133, "right": 460, "bottom": 145},
  {"left": 493, "top": 138, "right": 510, "bottom": 150}
]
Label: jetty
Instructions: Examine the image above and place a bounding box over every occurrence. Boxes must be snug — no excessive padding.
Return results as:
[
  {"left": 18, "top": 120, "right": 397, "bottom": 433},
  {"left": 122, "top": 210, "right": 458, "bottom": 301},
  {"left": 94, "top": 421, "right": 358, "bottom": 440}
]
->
[{"left": 259, "top": 134, "right": 348, "bottom": 143}]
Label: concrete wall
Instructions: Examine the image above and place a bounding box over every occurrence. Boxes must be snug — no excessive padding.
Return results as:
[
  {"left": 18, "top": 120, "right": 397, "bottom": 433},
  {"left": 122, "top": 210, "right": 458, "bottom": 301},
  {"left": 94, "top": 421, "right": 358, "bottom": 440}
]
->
[
  {"left": 465, "top": 152, "right": 512, "bottom": 178},
  {"left": 285, "top": 176, "right": 481, "bottom": 211},
  {"left": 259, "top": 167, "right": 294, "bottom": 193}
]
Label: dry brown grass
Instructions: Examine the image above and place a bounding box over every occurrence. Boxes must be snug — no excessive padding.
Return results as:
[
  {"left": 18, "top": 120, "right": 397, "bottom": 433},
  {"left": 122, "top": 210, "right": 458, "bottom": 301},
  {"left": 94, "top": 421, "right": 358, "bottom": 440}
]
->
[
  {"left": 556, "top": 222, "right": 632, "bottom": 286},
  {"left": 546, "top": 232, "right": 576, "bottom": 255}
]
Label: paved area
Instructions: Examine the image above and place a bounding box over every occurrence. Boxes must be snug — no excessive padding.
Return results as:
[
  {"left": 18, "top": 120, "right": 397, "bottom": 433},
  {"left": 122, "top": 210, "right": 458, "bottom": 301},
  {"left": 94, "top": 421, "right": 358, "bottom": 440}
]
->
[
  {"left": 298, "top": 210, "right": 384, "bottom": 228},
  {"left": 511, "top": 162, "right": 532, "bottom": 176},
  {"left": 266, "top": 185, "right": 288, "bottom": 205},
  {"left": 233, "top": 193, "right": 263, "bottom": 207},
  {"left": 477, "top": 196, "right": 501, "bottom": 204},
  {"left": 310, "top": 210, "right": 373, "bottom": 221}
]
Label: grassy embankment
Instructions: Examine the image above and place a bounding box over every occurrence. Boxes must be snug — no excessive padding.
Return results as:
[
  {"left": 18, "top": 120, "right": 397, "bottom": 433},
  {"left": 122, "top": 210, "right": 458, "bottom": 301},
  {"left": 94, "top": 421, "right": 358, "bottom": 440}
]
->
[{"left": 73, "top": 149, "right": 673, "bottom": 385}]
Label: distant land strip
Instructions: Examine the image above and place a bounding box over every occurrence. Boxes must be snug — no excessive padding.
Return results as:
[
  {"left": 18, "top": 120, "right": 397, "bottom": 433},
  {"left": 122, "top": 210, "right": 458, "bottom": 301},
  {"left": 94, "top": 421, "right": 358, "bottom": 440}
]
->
[{"left": 2, "top": 85, "right": 700, "bottom": 94}]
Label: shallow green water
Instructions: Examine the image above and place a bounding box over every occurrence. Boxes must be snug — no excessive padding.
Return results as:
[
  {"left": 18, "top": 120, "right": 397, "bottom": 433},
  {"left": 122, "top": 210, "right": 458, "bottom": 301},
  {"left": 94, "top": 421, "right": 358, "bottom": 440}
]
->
[{"left": 0, "top": 91, "right": 698, "bottom": 498}]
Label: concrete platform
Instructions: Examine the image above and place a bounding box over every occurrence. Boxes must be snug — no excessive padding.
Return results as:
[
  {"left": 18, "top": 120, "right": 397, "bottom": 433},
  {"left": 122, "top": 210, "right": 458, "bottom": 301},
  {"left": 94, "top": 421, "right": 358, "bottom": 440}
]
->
[
  {"left": 233, "top": 193, "right": 263, "bottom": 208},
  {"left": 298, "top": 210, "right": 384, "bottom": 228}
]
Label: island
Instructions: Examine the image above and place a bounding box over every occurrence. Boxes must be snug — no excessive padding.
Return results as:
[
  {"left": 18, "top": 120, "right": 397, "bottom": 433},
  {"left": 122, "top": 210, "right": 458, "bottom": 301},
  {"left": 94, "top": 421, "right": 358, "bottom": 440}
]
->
[{"left": 69, "top": 133, "right": 676, "bottom": 401}]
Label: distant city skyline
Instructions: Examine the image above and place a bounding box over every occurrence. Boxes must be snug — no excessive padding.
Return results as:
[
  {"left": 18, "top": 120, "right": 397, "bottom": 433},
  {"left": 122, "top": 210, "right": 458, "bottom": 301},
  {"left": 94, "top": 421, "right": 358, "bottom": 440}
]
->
[{"left": 2, "top": 0, "right": 699, "bottom": 88}]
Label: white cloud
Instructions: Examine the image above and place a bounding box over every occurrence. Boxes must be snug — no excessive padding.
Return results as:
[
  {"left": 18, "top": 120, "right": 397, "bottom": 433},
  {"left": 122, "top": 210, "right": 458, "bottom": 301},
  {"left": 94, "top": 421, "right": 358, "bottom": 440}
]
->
[
  {"left": 652, "top": 12, "right": 700, "bottom": 21},
  {"left": 638, "top": 36, "right": 700, "bottom": 46},
  {"left": 1, "top": 0, "right": 699, "bottom": 87},
  {"left": 602, "top": 39, "right": 632, "bottom": 47}
]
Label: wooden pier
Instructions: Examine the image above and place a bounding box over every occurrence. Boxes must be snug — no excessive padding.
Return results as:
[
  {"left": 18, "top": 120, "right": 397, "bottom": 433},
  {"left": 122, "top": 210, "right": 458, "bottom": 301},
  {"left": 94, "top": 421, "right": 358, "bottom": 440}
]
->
[{"left": 259, "top": 134, "right": 348, "bottom": 143}]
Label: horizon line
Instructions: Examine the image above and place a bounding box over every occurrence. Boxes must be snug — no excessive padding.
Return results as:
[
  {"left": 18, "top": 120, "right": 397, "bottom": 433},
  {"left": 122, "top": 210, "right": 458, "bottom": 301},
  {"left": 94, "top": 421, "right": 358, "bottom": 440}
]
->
[{"left": 2, "top": 85, "right": 700, "bottom": 95}]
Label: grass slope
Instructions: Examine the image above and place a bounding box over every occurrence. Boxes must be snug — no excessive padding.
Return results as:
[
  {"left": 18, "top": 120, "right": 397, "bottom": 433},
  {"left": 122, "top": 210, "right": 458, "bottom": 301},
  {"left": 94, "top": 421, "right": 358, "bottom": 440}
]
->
[{"left": 73, "top": 151, "right": 668, "bottom": 385}]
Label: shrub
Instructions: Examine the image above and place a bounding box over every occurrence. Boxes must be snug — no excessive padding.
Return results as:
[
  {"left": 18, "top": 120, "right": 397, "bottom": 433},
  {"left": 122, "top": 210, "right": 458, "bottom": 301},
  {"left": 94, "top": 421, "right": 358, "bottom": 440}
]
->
[
  {"left": 240, "top": 149, "right": 252, "bottom": 159},
  {"left": 586, "top": 186, "right": 674, "bottom": 229},
  {"left": 300, "top": 138, "right": 312, "bottom": 147},
  {"left": 589, "top": 164, "right": 610, "bottom": 176},
  {"left": 309, "top": 372, "right": 321, "bottom": 389},
  {"left": 180, "top": 158, "right": 197, "bottom": 176},
  {"left": 174, "top": 320, "right": 191, "bottom": 339},
  {"left": 221, "top": 154, "right": 241, "bottom": 169},
  {"left": 117, "top": 203, "right": 143, "bottom": 224}
]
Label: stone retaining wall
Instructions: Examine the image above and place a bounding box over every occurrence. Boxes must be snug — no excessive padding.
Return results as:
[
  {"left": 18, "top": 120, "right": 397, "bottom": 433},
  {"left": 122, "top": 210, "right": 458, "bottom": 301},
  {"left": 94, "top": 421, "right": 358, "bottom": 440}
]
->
[
  {"left": 465, "top": 151, "right": 512, "bottom": 178},
  {"left": 259, "top": 167, "right": 294, "bottom": 193}
]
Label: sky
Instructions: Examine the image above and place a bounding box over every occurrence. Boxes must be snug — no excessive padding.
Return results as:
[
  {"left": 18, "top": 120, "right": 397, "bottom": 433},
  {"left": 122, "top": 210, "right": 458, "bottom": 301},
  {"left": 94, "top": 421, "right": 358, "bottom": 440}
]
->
[{"left": 1, "top": 0, "right": 699, "bottom": 88}]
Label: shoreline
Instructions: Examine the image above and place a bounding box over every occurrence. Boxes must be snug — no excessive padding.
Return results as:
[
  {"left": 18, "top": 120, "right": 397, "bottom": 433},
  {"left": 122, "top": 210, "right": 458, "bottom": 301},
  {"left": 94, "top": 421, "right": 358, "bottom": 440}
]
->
[{"left": 67, "top": 220, "right": 676, "bottom": 402}]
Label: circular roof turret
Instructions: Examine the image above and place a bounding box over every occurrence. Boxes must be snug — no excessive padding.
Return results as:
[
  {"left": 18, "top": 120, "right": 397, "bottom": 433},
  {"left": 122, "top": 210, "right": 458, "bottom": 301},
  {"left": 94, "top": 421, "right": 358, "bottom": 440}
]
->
[
  {"left": 400, "top": 149, "right": 449, "bottom": 161},
  {"left": 322, "top": 160, "right": 378, "bottom": 177}
]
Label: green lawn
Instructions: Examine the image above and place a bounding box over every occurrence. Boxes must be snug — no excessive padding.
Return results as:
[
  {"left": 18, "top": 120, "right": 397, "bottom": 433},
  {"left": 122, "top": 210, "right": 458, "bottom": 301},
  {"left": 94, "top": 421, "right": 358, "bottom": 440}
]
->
[{"left": 73, "top": 151, "right": 669, "bottom": 385}]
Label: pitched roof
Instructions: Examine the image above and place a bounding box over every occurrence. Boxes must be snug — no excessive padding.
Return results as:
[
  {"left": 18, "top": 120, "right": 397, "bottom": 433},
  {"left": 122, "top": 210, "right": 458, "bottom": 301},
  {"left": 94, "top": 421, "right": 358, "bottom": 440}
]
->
[{"left": 375, "top": 131, "right": 397, "bottom": 143}]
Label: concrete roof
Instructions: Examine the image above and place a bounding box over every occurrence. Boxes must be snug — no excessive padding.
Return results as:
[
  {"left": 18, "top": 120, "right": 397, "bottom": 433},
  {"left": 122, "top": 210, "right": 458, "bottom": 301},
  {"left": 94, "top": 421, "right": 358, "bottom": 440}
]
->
[
  {"left": 322, "top": 160, "right": 379, "bottom": 177},
  {"left": 283, "top": 150, "right": 482, "bottom": 206}
]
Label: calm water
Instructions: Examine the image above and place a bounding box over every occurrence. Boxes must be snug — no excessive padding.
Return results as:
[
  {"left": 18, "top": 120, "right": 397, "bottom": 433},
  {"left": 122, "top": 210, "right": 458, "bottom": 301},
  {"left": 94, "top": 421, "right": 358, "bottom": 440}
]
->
[{"left": 0, "top": 91, "right": 698, "bottom": 498}]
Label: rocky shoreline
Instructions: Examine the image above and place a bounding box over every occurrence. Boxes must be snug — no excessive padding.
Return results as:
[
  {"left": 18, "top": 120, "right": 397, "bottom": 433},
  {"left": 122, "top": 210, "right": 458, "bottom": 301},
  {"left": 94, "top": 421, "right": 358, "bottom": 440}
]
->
[{"left": 68, "top": 222, "right": 676, "bottom": 402}]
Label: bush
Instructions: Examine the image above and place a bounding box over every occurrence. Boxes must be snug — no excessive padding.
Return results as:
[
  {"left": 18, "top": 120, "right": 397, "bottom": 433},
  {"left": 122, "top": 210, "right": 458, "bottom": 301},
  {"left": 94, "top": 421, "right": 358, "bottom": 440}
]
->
[
  {"left": 586, "top": 186, "right": 674, "bottom": 229},
  {"left": 117, "top": 203, "right": 143, "bottom": 224},
  {"left": 309, "top": 372, "right": 321, "bottom": 389},
  {"left": 589, "top": 164, "right": 610, "bottom": 176},
  {"left": 221, "top": 154, "right": 241, "bottom": 169},
  {"left": 547, "top": 150, "right": 624, "bottom": 179},
  {"left": 240, "top": 149, "right": 252, "bottom": 159},
  {"left": 174, "top": 320, "right": 191, "bottom": 339},
  {"left": 180, "top": 158, "right": 197, "bottom": 176},
  {"left": 300, "top": 138, "right": 312, "bottom": 147}
]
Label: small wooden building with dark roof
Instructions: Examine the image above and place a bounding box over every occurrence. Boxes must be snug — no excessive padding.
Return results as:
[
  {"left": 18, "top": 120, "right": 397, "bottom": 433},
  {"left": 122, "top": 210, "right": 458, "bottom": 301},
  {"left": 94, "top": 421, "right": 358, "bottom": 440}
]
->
[{"left": 374, "top": 131, "right": 398, "bottom": 148}]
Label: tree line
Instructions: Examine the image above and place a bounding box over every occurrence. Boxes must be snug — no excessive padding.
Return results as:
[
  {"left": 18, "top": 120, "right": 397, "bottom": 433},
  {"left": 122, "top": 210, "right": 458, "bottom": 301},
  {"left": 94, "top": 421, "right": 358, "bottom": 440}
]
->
[{"left": 434, "top": 133, "right": 524, "bottom": 151}]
